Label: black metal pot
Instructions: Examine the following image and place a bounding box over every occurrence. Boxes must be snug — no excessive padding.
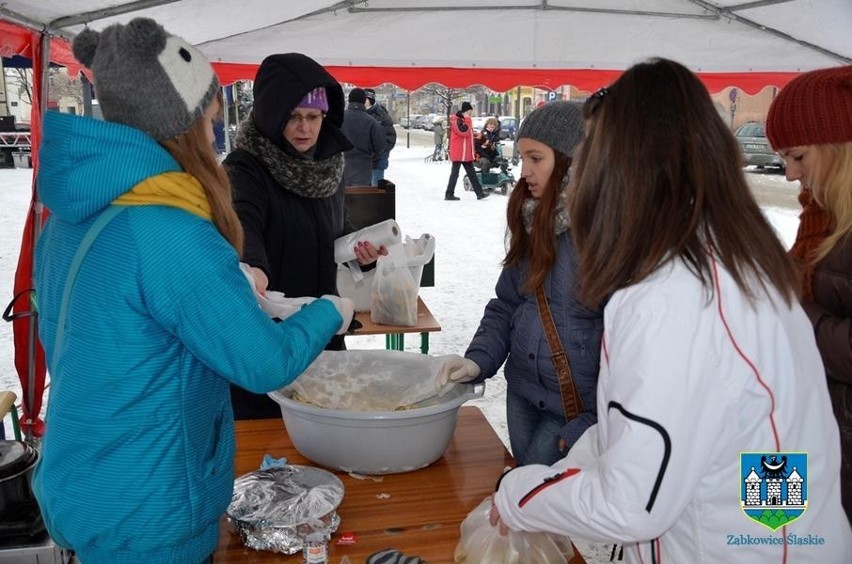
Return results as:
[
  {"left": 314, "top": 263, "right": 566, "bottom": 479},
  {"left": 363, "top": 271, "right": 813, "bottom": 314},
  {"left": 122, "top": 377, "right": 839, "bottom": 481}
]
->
[{"left": 0, "top": 440, "right": 42, "bottom": 538}]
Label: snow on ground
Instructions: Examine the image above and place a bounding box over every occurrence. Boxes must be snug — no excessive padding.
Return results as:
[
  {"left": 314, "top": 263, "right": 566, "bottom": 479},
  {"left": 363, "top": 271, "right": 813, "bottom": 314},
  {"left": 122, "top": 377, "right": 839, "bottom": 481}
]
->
[{"left": 0, "top": 149, "right": 800, "bottom": 563}]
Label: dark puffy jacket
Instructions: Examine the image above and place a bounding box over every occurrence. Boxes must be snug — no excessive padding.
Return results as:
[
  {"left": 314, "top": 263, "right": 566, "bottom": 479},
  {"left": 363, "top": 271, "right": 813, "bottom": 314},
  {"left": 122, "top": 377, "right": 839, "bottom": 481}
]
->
[
  {"left": 367, "top": 102, "right": 397, "bottom": 162},
  {"left": 805, "top": 233, "right": 852, "bottom": 523},
  {"left": 341, "top": 102, "right": 385, "bottom": 185},
  {"left": 225, "top": 150, "right": 347, "bottom": 299},
  {"left": 223, "top": 53, "right": 353, "bottom": 419},
  {"left": 464, "top": 230, "right": 604, "bottom": 449}
]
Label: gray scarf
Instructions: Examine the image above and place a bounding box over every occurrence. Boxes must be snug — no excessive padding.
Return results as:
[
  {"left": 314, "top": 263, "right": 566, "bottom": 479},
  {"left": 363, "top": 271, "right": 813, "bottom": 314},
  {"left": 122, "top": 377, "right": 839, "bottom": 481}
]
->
[
  {"left": 522, "top": 198, "right": 570, "bottom": 236},
  {"left": 234, "top": 114, "right": 343, "bottom": 198}
]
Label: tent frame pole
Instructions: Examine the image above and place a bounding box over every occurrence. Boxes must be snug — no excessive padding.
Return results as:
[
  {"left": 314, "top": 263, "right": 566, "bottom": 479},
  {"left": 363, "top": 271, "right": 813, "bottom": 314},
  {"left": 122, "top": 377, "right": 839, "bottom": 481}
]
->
[{"left": 22, "top": 31, "right": 50, "bottom": 443}]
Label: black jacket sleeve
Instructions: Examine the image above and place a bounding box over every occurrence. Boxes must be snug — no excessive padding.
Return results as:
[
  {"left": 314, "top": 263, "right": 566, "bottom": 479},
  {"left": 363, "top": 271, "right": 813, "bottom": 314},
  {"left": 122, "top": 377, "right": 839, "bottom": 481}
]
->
[
  {"left": 225, "top": 150, "right": 271, "bottom": 274},
  {"left": 456, "top": 114, "right": 469, "bottom": 133}
]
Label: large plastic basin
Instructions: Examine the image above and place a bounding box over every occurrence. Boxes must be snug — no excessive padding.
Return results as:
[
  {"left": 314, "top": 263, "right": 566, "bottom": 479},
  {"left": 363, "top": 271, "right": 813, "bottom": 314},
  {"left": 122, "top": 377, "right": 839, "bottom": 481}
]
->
[{"left": 268, "top": 383, "right": 484, "bottom": 475}]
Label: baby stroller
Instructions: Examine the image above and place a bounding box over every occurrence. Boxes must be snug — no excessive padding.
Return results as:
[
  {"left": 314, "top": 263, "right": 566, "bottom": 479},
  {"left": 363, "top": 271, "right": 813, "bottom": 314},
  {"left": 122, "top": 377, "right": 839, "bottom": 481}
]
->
[
  {"left": 463, "top": 142, "right": 516, "bottom": 195},
  {"left": 424, "top": 117, "right": 449, "bottom": 163},
  {"left": 424, "top": 137, "right": 448, "bottom": 163}
]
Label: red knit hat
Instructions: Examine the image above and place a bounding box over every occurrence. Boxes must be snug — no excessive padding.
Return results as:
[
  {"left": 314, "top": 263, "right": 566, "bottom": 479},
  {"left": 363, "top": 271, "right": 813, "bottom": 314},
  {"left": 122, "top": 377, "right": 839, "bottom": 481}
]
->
[{"left": 766, "top": 65, "right": 852, "bottom": 151}]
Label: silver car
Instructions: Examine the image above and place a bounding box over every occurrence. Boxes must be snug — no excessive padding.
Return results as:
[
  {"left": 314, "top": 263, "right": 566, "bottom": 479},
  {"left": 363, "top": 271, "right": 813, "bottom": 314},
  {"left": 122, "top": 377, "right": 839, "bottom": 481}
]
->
[{"left": 734, "top": 122, "right": 785, "bottom": 171}]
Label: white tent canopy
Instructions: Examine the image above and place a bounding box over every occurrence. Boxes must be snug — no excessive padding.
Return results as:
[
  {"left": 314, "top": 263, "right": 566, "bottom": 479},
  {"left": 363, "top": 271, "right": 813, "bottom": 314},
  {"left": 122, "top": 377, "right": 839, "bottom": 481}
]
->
[
  {"left": 1, "top": 0, "right": 850, "bottom": 91},
  {"left": 1, "top": 0, "right": 849, "bottom": 439}
]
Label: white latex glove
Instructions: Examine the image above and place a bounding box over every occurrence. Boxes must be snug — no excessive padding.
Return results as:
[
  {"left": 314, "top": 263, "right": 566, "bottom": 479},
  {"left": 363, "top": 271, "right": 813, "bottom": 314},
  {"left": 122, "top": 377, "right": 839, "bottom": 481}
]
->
[
  {"left": 320, "top": 295, "right": 356, "bottom": 335},
  {"left": 436, "top": 355, "right": 480, "bottom": 395}
]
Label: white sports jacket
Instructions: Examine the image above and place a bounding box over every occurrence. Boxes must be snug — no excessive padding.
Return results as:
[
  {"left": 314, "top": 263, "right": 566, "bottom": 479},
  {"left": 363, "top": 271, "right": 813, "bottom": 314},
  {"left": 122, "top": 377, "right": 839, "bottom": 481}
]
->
[{"left": 494, "top": 259, "right": 852, "bottom": 563}]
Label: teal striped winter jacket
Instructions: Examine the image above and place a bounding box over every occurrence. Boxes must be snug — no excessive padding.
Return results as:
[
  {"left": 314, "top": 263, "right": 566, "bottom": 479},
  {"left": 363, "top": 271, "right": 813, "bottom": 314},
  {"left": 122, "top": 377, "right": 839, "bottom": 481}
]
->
[{"left": 33, "top": 111, "right": 340, "bottom": 564}]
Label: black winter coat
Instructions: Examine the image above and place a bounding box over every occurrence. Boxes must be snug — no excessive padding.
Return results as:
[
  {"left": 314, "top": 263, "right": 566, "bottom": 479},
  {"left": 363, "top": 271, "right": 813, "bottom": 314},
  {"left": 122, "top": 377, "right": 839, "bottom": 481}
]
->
[
  {"left": 368, "top": 102, "right": 397, "bottom": 162},
  {"left": 805, "top": 233, "right": 852, "bottom": 523},
  {"left": 341, "top": 103, "right": 385, "bottom": 185},
  {"left": 224, "top": 53, "right": 354, "bottom": 420},
  {"left": 225, "top": 149, "right": 347, "bottom": 299}
]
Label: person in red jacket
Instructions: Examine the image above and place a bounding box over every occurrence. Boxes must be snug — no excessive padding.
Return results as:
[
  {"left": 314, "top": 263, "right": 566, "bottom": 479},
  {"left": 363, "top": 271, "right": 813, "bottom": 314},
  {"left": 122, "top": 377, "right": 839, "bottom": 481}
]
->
[{"left": 444, "top": 101, "right": 489, "bottom": 200}]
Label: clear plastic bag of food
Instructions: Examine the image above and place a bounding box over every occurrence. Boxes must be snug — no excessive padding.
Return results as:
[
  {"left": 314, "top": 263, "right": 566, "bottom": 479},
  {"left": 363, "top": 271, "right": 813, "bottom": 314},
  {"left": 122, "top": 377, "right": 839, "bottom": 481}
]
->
[
  {"left": 454, "top": 497, "right": 574, "bottom": 563},
  {"left": 370, "top": 254, "right": 418, "bottom": 326}
]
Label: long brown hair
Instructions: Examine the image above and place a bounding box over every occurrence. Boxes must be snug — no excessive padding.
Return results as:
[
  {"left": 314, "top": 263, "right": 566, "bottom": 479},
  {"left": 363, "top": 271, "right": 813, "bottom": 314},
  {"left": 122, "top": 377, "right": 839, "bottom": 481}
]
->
[
  {"left": 504, "top": 150, "right": 571, "bottom": 292},
  {"left": 160, "top": 94, "right": 244, "bottom": 254},
  {"left": 569, "top": 58, "right": 798, "bottom": 307}
]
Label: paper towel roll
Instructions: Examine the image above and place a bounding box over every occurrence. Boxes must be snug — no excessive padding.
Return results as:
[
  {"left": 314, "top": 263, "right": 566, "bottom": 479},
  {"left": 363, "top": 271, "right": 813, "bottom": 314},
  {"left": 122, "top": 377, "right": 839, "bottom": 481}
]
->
[{"left": 334, "top": 219, "right": 403, "bottom": 264}]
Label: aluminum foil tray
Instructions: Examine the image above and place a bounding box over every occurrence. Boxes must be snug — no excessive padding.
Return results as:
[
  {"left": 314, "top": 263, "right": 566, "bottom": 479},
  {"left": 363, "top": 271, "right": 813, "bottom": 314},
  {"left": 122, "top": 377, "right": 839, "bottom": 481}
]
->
[{"left": 226, "top": 465, "right": 344, "bottom": 554}]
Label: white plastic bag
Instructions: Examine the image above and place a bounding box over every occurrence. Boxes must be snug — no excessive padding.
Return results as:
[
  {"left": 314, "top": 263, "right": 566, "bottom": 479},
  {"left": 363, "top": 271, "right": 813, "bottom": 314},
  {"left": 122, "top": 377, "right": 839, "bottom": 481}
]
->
[
  {"left": 403, "top": 233, "right": 436, "bottom": 270},
  {"left": 370, "top": 255, "right": 418, "bottom": 326},
  {"left": 454, "top": 497, "right": 574, "bottom": 563}
]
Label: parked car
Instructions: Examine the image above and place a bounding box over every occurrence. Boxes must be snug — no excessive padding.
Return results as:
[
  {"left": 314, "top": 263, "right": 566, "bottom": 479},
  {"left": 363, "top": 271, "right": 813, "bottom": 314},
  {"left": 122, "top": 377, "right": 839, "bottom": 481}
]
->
[
  {"left": 471, "top": 116, "right": 488, "bottom": 132},
  {"left": 498, "top": 116, "right": 517, "bottom": 140},
  {"left": 420, "top": 114, "right": 440, "bottom": 131},
  {"left": 734, "top": 121, "right": 785, "bottom": 171},
  {"left": 410, "top": 115, "right": 429, "bottom": 130},
  {"left": 400, "top": 114, "right": 422, "bottom": 129}
]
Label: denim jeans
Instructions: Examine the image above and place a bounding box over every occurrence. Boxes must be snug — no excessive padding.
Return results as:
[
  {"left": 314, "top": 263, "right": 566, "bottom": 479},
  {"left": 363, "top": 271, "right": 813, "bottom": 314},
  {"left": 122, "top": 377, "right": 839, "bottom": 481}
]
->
[
  {"left": 506, "top": 388, "right": 567, "bottom": 466},
  {"left": 371, "top": 157, "right": 389, "bottom": 186}
]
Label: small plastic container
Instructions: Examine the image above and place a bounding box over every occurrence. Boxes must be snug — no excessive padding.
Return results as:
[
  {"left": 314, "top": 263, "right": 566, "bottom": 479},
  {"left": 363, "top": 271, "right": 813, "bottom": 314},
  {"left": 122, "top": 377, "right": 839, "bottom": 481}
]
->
[{"left": 303, "top": 532, "right": 328, "bottom": 563}]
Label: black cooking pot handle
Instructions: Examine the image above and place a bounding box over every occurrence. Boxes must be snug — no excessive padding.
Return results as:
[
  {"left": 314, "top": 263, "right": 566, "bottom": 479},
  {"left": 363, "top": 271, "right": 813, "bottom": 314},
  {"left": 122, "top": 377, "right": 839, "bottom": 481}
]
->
[{"left": 2, "top": 288, "right": 37, "bottom": 322}]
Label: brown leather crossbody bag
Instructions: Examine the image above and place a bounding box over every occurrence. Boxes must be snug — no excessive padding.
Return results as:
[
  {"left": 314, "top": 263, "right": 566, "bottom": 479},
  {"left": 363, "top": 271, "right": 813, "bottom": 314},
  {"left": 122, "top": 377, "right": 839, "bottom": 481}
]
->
[{"left": 534, "top": 286, "right": 583, "bottom": 418}]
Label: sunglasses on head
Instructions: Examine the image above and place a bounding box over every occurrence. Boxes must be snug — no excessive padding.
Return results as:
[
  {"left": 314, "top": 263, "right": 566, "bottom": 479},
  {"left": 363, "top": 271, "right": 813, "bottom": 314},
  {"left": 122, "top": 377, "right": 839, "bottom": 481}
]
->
[{"left": 584, "top": 86, "right": 610, "bottom": 118}]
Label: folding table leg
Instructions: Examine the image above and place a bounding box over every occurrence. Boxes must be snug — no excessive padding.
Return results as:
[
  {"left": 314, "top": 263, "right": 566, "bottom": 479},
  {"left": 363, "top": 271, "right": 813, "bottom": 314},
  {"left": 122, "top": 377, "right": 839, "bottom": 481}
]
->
[{"left": 385, "top": 333, "right": 404, "bottom": 351}]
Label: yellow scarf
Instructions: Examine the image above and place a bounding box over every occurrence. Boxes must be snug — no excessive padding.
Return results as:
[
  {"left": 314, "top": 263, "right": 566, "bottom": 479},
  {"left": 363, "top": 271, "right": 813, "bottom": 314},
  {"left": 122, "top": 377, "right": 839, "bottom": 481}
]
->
[{"left": 112, "top": 172, "right": 212, "bottom": 220}]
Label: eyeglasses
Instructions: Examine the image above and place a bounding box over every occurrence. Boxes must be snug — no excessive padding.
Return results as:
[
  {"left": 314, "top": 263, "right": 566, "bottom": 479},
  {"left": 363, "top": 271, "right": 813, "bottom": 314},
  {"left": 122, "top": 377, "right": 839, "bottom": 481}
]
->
[
  {"left": 288, "top": 112, "right": 325, "bottom": 126},
  {"left": 583, "top": 86, "right": 610, "bottom": 119}
]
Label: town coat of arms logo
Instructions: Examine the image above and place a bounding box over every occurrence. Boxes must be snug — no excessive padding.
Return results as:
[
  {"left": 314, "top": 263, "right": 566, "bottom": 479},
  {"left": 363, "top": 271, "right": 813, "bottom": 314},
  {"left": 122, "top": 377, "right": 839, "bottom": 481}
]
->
[{"left": 740, "top": 452, "right": 808, "bottom": 531}]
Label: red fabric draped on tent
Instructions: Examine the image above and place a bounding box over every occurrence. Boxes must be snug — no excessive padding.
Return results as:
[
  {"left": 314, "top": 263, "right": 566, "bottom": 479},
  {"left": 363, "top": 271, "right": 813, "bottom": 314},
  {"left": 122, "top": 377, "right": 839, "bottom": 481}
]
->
[
  {"left": 0, "top": 21, "right": 81, "bottom": 76},
  {"left": 213, "top": 62, "right": 800, "bottom": 93},
  {"left": 2, "top": 20, "right": 75, "bottom": 438}
]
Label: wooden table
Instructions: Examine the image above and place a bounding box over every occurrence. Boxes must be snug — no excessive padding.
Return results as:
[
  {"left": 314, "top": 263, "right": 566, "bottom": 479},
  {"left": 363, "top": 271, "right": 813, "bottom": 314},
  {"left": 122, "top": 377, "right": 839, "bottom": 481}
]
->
[
  {"left": 215, "top": 406, "right": 586, "bottom": 563},
  {"left": 351, "top": 296, "right": 441, "bottom": 353}
]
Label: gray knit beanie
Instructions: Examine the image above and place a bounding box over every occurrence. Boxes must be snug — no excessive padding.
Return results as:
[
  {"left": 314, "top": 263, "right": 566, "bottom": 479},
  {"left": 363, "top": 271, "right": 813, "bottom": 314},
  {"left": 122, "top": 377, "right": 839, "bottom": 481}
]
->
[
  {"left": 516, "top": 101, "right": 584, "bottom": 157},
  {"left": 72, "top": 18, "right": 219, "bottom": 141}
]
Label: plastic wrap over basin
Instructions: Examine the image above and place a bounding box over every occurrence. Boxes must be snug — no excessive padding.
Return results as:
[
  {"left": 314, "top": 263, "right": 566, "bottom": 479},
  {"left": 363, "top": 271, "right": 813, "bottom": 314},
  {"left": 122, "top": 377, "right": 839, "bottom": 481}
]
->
[{"left": 268, "top": 383, "right": 484, "bottom": 475}]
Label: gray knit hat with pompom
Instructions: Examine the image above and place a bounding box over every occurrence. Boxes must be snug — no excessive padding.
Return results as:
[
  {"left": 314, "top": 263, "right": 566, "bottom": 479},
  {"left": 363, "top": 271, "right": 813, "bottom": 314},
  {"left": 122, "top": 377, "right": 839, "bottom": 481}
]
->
[
  {"left": 72, "top": 18, "right": 219, "bottom": 141},
  {"left": 516, "top": 101, "right": 584, "bottom": 157}
]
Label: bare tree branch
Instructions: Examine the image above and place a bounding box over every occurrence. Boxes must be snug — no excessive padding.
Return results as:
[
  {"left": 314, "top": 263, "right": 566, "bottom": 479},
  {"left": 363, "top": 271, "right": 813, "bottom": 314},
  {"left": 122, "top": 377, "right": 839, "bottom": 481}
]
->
[
  {"left": 48, "top": 69, "right": 83, "bottom": 107},
  {"left": 7, "top": 68, "right": 32, "bottom": 106}
]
